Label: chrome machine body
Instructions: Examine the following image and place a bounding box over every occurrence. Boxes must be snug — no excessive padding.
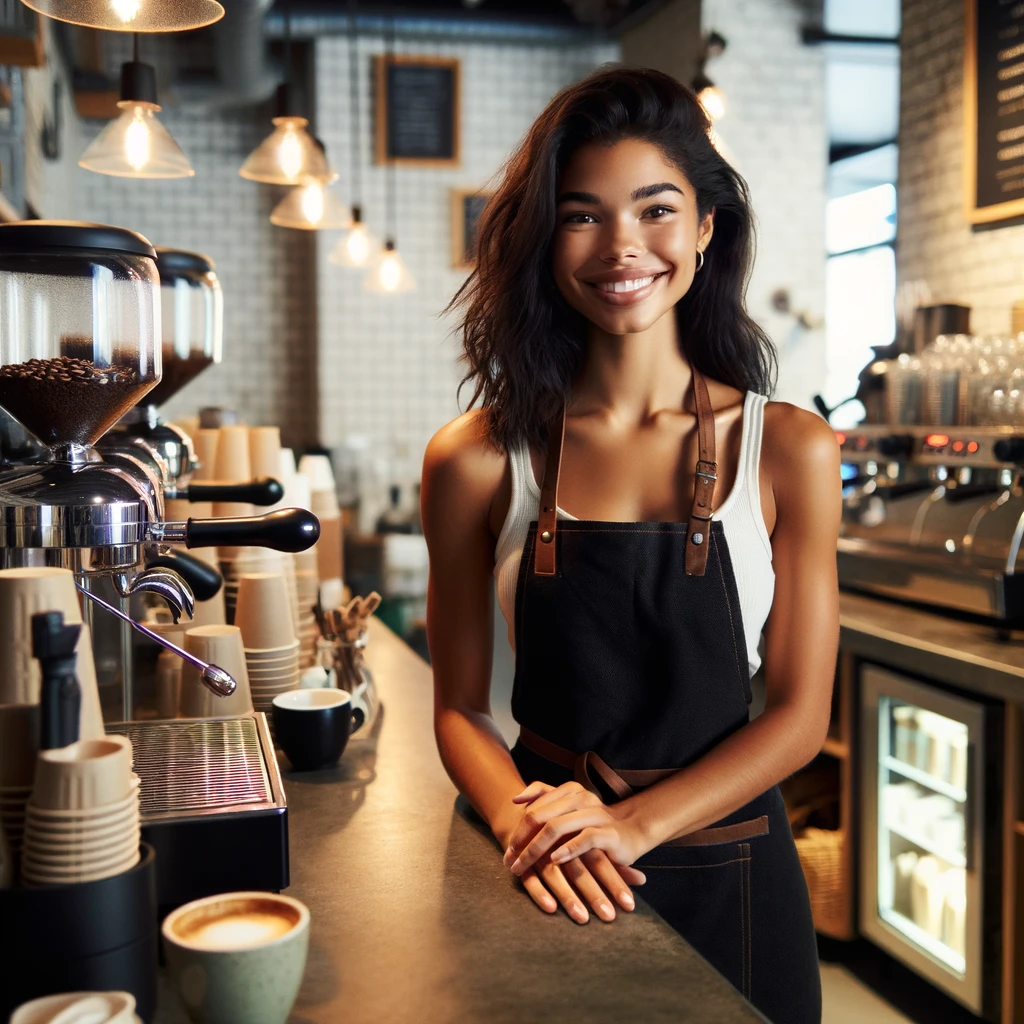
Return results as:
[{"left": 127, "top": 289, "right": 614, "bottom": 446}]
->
[{"left": 839, "top": 424, "right": 1024, "bottom": 625}]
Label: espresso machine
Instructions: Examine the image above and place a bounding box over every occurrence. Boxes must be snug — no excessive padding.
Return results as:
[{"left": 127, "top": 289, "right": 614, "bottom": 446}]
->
[
  {"left": 838, "top": 425, "right": 1024, "bottom": 626},
  {"left": 0, "top": 221, "right": 317, "bottom": 903}
]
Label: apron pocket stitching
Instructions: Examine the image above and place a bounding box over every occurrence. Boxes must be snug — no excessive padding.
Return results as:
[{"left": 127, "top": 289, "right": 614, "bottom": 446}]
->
[
  {"left": 742, "top": 842, "right": 752, "bottom": 1000},
  {"left": 642, "top": 855, "right": 751, "bottom": 870}
]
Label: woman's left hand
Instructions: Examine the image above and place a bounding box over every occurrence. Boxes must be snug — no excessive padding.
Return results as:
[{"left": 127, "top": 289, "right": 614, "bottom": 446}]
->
[{"left": 502, "top": 780, "right": 649, "bottom": 876}]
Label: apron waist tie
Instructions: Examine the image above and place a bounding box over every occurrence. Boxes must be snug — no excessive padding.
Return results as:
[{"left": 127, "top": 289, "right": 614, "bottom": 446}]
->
[{"left": 518, "top": 727, "right": 770, "bottom": 848}]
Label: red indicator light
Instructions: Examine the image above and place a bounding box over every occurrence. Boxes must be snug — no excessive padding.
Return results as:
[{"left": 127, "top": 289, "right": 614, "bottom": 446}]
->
[
  {"left": 967, "top": 441, "right": 980, "bottom": 453},
  {"left": 925, "top": 433, "right": 950, "bottom": 448},
  {"left": 835, "top": 432, "right": 847, "bottom": 446},
  {"left": 952, "top": 440, "right": 965, "bottom": 452}
]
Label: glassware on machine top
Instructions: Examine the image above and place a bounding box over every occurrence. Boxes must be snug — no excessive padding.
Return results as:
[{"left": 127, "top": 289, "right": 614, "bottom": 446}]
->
[
  {"left": 0, "top": 221, "right": 161, "bottom": 448},
  {"left": 144, "top": 247, "right": 223, "bottom": 408}
]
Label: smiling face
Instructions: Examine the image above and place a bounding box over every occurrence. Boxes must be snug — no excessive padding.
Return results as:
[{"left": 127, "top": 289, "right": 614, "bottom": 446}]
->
[{"left": 551, "top": 137, "right": 714, "bottom": 338}]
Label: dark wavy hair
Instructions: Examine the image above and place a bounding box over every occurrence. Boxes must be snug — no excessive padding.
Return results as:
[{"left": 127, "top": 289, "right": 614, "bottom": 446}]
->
[{"left": 447, "top": 65, "right": 776, "bottom": 453}]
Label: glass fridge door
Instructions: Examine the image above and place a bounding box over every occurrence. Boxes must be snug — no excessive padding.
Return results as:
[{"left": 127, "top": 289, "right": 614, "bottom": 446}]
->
[{"left": 860, "top": 664, "right": 987, "bottom": 1015}]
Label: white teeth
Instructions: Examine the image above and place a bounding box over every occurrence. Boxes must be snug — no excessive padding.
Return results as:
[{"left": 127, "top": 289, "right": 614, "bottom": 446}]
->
[{"left": 596, "top": 275, "right": 656, "bottom": 294}]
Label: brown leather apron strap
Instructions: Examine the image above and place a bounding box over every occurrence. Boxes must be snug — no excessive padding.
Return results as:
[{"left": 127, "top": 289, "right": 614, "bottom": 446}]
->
[
  {"left": 535, "top": 406, "right": 565, "bottom": 577},
  {"left": 533, "top": 369, "right": 718, "bottom": 578},
  {"left": 518, "top": 727, "right": 769, "bottom": 848},
  {"left": 685, "top": 368, "right": 717, "bottom": 577}
]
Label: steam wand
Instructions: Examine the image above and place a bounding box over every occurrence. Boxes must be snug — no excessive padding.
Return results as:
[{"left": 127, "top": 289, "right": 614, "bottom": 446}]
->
[{"left": 74, "top": 582, "right": 237, "bottom": 698}]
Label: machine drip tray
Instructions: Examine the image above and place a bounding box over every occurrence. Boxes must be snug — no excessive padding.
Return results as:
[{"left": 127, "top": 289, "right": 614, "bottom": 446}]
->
[{"left": 108, "top": 713, "right": 289, "bottom": 908}]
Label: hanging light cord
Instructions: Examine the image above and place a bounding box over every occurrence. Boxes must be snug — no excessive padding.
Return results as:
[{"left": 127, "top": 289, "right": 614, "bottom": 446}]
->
[
  {"left": 385, "top": 6, "right": 397, "bottom": 245},
  {"left": 348, "top": 0, "right": 362, "bottom": 208},
  {"left": 132, "top": 31, "right": 139, "bottom": 65}
]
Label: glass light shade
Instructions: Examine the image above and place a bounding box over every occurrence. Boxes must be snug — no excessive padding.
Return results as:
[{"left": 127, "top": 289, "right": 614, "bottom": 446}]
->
[
  {"left": 79, "top": 101, "right": 194, "bottom": 179},
  {"left": 329, "top": 221, "right": 379, "bottom": 268},
  {"left": 697, "top": 85, "right": 726, "bottom": 121},
  {"left": 239, "top": 117, "right": 334, "bottom": 185},
  {"left": 270, "top": 182, "right": 353, "bottom": 231},
  {"left": 20, "top": 0, "right": 224, "bottom": 31},
  {"left": 364, "top": 243, "right": 416, "bottom": 295}
]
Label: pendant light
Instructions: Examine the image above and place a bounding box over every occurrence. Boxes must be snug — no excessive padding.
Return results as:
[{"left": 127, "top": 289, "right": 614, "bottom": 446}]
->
[
  {"left": 330, "top": 0, "right": 379, "bottom": 268},
  {"left": 364, "top": 239, "right": 415, "bottom": 294},
  {"left": 239, "top": 13, "right": 334, "bottom": 186},
  {"left": 271, "top": 140, "right": 352, "bottom": 230},
  {"left": 692, "top": 31, "right": 728, "bottom": 122},
  {"left": 20, "top": 0, "right": 224, "bottom": 31},
  {"left": 79, "top": 34, "right": 193, "bottom": 179},
  {"left": 364, "top": 10, "right": 414, "bottom": 295}
]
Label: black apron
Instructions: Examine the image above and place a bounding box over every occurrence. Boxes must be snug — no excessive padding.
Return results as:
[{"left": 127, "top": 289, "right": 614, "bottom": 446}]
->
[{"left": 509, "top": 371, "right": 821, "bottom": 1024}]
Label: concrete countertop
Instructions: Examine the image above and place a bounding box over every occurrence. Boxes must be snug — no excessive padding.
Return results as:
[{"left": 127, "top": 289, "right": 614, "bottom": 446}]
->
[
  {"left": 840, "top": 591, "right": 1024, "bottom": 702},
  {"left": 157, "top": 618, "right": 765, "bottom": 1024}
]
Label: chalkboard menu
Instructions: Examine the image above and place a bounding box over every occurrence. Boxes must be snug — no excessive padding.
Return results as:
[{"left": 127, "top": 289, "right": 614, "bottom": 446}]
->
[
  {"left": 965, "top": 0, "right": 1024, "bottom": 224},
  {"left": 375, "top": 56, "right": 460, "bottom": 166},
  {"left": 451, "top": 189, "right": 492, "bottom": 268}
]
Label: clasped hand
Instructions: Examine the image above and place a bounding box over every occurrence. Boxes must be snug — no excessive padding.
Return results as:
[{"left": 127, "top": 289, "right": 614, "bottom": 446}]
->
[{"left": 498, "top": 780, "right": 650, "bottom": 924}]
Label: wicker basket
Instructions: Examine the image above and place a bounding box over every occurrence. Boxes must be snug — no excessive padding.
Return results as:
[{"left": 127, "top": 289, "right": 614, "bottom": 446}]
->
[{"left": 794, "top": 827, "right": 846, "bottom": 937}]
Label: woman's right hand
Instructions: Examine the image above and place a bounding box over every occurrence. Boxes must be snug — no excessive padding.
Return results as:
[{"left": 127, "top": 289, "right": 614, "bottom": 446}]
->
[{"left": 495, "top": 798, "right": 646, "bottom": 925}]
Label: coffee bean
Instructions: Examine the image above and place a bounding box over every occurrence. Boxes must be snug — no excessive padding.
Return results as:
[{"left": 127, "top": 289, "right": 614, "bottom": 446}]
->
[{"left": 0, "top": 355, "right": 153, "bottom": 446}]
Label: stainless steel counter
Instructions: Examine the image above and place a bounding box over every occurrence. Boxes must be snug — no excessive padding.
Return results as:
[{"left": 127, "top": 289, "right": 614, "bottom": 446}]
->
[
  {"left": 840, "top": 591, "right": 1024, "bottom": 703},
  {"left": 155, "top": 619, "right": 766, "bottom": 1024}
]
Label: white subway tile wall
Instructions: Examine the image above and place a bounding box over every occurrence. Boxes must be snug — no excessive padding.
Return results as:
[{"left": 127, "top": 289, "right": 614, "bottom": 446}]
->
[
  {"left": 314, "top": 35, "right": 619, "bottom": 473},
  {"left": 700, "top": 0, "right": 828, "bottom": 408},
  {"left": 899, "top": 0, "right": 1024, "bottom": 335}
]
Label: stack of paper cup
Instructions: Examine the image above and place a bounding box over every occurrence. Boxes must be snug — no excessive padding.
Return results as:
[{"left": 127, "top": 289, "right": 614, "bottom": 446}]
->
[
  {"left": 302, "top": 459, "right": 343, "bottom": 613},
  {"left": 221, "top": 548, "right": 298, "bottom": 633},
  {"left": 0, "top": 567, "right": 104, "bottom": 741},
  {"left": 179, "top": 626, "right": 253, "bottom": 719},
  {"left": 249, "top": 426, "right": 282, "bottom": 481},
  {"left": 192, "top": 428, "right": 221, "bottom": 482},
  {"left": 293, "top": 546, "right": 320, "bottom": 668},
  {"left": 234, "top": 574, "right": 301, "bottom": 714},
  {"left": 21, "top": 735, "right": 141, "bottom": 886},
  {"left": 0, "top": 703, "right": 39, "bottom": 857},
  {"left": 213, "top": 426, "right": 254, "bottom": 556}
]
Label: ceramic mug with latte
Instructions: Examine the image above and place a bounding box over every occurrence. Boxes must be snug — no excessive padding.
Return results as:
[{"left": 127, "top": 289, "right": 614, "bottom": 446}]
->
[{"left": 162, "top": 891, "right": 310, "bottom": 1024}]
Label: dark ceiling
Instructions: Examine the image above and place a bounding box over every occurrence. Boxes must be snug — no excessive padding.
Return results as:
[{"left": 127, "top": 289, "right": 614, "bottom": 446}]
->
[{"left": 273, "top": 0, "right": 666, "bottom": 31}]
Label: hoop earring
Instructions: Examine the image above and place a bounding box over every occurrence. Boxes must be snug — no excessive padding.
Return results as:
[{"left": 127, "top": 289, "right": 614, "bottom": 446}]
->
[{"left": 696, "top": 250, "right": 705, "bottom": 272}]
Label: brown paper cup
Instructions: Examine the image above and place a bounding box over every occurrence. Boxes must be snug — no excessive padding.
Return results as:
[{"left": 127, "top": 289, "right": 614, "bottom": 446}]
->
[
  {"left": 215, "top": 425, "right": 252, "bottom": 482},
  {"left": 249, "top": 426, "right": 282, "bottom": 480},
  {"left": 180, "top": 625, "right": 253, "bottom": 718},
  {"left": 193, "top": 428, "right": 221, "bottom": 482},
  {"left": 234, "top": 574, "right": 296, "bottom": 650},
  {"left": 32, "top": 735, "right": 134, "bottom": 812}
]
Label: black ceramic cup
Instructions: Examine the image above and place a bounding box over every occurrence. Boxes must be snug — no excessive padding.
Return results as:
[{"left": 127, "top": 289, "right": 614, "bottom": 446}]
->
[{"left": 272, "top": 689, "right": 354, "bottom": 771}]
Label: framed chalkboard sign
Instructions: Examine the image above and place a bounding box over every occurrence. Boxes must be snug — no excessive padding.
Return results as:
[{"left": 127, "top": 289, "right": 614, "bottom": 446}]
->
[
  {"left": 451, "top": 189, "right": 491, "bottom": 269},
  {"left": 375, "top": 55, "right": 460, "bottom": 166},
  {"left": 964, "top": 0, "right": 1024, "bottom": 224}
]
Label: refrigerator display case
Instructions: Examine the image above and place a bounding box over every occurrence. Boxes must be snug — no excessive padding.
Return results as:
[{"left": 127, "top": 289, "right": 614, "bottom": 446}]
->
[{"left": 860, "top": 664, "right": 1002, "bottom": 1018}]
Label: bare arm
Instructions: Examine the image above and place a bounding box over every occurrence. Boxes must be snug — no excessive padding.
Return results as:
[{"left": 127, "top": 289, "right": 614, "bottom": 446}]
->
[
  {"left": 504, "top": 405, "right": 842, "bottom": 870},
  {"left": 420, "top": 411, "right": 525, "bottom": 840},
  {"left": 422, "top": 411, "right": 646, "bottom": 921}
]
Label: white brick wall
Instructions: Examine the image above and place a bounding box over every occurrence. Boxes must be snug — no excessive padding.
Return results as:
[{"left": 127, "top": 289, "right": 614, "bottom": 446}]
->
[
  {"left": 897, "top": 0, "right": 1024, "bottom": 335},
  {"left": 313, "top": 34, "right": 619, "bottom": 481},
  {"left": 698, "top": 0, "right": 828, "bottom": 407}
]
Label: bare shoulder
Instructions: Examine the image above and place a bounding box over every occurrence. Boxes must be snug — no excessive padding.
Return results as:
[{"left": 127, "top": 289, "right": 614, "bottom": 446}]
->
[
  {"left": 421, "top": 408, "right": 507, "bottom": 533},
  {"left": 761, "top": 401, "right": 841, "bottom": 508}
]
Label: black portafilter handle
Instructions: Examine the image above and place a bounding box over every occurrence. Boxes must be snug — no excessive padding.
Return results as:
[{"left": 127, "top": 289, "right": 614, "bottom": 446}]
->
[
  {"left": 31, "top": 610, "right": 82, "bottom": 750},
  {"left": 184, "top": 507, "right": 321, "bottom": 553},
  {"left": 145, "top": 548, "right": 224, "bottom": 601},
  {"left": 184, "top": 477, "right": 284, "bottom": 506}
]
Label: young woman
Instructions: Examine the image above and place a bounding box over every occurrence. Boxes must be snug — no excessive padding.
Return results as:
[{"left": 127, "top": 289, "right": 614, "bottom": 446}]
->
[{"left": 421, "top": 67, "right": 839, "bottom": 1023}]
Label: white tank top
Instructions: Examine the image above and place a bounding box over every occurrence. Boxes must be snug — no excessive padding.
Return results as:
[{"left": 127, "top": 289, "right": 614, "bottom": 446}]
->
[{"left": 493, "top": 390, "right": 774, "bottom": 678}]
